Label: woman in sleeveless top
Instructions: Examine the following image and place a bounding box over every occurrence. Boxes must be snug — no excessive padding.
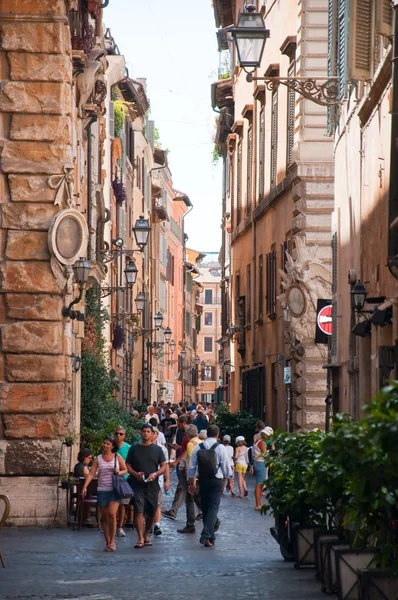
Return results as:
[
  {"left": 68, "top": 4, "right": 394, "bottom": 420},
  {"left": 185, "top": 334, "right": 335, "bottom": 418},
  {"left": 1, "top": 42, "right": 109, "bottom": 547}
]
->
[
  {"left": 82, "top": 435, "right": 127, "bottom": 552},
  {"left": 250, "top": 421, "right": 268, "bottom": 511}
]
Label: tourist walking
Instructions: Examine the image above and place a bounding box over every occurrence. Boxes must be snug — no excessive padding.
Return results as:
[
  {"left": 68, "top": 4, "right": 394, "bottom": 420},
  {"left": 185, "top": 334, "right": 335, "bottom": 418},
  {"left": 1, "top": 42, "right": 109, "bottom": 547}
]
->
[
  {"left": 222, "top": 435, "right": 235, "bottom": 496},
  {"left": 113, "top": 426, "right": 131, "bottom": 538},
  {"left": 193, "top": 407, "right": 208, "bottom": 432},
  {"left": 161, "top": 416, "right": 188, "bottom": 520},
  {"left": 175, "top": 424, "right": 201, "bottom": 534},
  {"left": 160, "top": 408, "right": 176, "bottom": 451},
  {"left": 250, "top": 421, "right": 270, "bottom": 510},
  {"left": 188, "top": 424, "right": 232, "bottom": 547},
  {"left": 82, "top": 435, "right": 127, "bottom": 552},
  {"left": 126, "top": 424, "right": 166, "bottom": 548},
  {"left": 152, "top": 427, "right": 170, "bottom": 536},
  {"left": 234, "top": 436, "right": 249, "bottom": 498}
]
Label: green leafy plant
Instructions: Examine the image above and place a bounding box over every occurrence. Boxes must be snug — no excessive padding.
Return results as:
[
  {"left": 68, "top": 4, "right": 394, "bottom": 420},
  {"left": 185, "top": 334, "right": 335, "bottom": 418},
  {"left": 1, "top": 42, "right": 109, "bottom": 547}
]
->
[
  {"left": 214, "top": 405, "right": 259, "bottom": 445},
  {"left": 80, "top": 288, "right": 141, "bottom": 455},
  {"left": 263, "top": 430, "right": 327, "bottom": 527}
]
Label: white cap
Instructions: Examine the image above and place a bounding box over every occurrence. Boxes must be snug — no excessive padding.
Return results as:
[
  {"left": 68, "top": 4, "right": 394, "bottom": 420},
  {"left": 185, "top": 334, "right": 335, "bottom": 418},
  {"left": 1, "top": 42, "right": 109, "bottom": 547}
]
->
[
  {"left": 223, "top": 434, "right": 231, "bottom": 442},
  {"left": 235, "top": 435, "right": 245, "bottom": 443},
  {"left": 260, "top": 426, "right": 274, "bottom": 436}
]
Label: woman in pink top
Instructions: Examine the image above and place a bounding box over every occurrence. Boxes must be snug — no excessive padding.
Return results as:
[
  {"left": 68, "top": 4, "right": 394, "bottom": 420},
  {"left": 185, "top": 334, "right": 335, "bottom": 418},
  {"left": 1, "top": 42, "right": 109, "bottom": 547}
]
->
[{"left": 82, "top": 435, "right": 127, "bottom": 552}]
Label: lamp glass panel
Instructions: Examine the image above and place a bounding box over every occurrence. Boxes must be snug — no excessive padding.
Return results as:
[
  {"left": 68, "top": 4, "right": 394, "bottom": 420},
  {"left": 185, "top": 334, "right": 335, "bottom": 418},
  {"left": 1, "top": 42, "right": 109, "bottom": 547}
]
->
[
  {"left": 164, "top": 327, "right": 172, "bottom": 342},
  {"left": 73, "top": 259, "right": 90, "bottom": 283},
  {"left": 133, "top": 217, "right": 150, "bottom": 248},
  {"left": 235, "top": 32, "right": 266, "bottom": 67},
  {"left": 125, "top": 263, "right": 138, "bottom": 285},
  {"left": 154, "top": 312, "right": 163, "bottom": 329},
  {"left": 169, "top": 340, "right": 176, "bottom": 353},
  {"left": 135, "top": 292, "right": 145, "bottom": 312}
]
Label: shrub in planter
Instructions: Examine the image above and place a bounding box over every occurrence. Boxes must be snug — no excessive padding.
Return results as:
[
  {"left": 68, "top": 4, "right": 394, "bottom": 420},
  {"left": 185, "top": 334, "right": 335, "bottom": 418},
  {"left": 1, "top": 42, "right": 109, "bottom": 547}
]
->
[{"left": 214, "top": 405, "right": 259, "bottom": 445}]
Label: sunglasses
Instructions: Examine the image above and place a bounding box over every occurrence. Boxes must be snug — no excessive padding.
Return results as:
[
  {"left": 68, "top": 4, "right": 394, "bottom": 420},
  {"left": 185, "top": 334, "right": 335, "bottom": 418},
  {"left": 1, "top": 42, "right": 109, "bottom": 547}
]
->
[{"left": 114, "top": 432, "right": 125, "bottom": 436}]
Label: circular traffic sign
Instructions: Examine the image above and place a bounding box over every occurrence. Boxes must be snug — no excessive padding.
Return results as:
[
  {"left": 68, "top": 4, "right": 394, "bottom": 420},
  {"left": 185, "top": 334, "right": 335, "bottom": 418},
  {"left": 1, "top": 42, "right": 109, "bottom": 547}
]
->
[{"left": 317, "top": 304, "right": 332, "bottom": 335}]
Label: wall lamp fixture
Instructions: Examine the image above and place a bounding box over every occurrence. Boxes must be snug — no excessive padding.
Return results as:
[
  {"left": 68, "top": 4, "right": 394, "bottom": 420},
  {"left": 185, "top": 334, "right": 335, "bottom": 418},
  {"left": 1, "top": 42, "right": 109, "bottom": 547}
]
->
[
  {"left": 100, "top": 215, "right": 151, "bottom": 263},
  {"left": 99, "top": 261, "right": 138, "bottom": 298},
  {"left": 62, "top": 258, "right": 90, "bottom": 319},
  {"left": 229, "top": 5, "right": 340, "bottom": 106},
  {"left": 71, "top": 353, "right": 82, "bottom": 373},
  {"left": 226, "top": 324, "right": 239, "bottom": 342},
  {"left": 147, "top": 326, "right": 172, "bottom": 349}
]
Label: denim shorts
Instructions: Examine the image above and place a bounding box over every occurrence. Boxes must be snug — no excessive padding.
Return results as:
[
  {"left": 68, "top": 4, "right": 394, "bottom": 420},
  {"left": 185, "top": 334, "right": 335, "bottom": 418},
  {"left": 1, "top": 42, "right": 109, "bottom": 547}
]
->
[
  {"left": 96, "top": 490, "right": 120, "bottom": 507},
  {"left": 253, "top": 460, "right": 266, "bottom": 485}
]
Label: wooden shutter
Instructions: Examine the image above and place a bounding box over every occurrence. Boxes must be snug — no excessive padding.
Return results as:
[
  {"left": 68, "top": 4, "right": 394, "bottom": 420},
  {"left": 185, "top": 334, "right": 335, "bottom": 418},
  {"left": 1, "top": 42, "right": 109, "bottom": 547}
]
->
[
  {"left": 258, "top": 254, "right": 263, "bottom": 319},
  {"left": 237, "top": 140, "right": 242, "bottom": 224},
  {"left": 327, "top": 0, "right": 338, "bottom": 135},
  {"left": 247, "top": 124, "right": 253, "bottom": 215},
  {"left": 259, "top": 105, "right": 265, "bottom": 200},
  {"left": 337, "top": 0, "right": 349, "bottom": 98},
  {"left": 286, "top": 61, "right": 295, "bottom": 169},
  {"left": 246, "top": 263, "right": 251, "bottom": 325},
  {"left": 109, "top": 101, "right": 115, "bottom": 138},
  {"left": 171, "top": 255, "right": 175, "bottom": 286},
  {"left": 348, "top": 0, "right": 372, "bottom": 81},
  {"left": 270, "top": 90, "right": 278, "bottom": 189},
  {"left": 376, "top": 0, "right": 392, "bottom": 37},
  {"left": 166, "top": 248, "right": 171, "bottom": 281}
]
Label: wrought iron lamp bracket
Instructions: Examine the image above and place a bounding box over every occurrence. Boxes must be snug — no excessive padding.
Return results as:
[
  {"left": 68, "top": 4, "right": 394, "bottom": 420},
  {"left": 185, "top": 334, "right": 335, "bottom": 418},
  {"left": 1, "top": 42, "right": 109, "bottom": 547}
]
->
[
  {"left": 99, "top": 286, "right": 130, "bottom": 299},
  {"left": 246, "top": 74, "right": 341, "bottom": 107},
  {"left": 100, "top": 248, "right": 137, "bottom": 264}
]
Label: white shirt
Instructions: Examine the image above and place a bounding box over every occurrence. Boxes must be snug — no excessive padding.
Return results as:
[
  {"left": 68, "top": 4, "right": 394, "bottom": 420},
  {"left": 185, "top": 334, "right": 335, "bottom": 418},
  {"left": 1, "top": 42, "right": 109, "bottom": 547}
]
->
[
  {"left": 157, "top": 431, "right": 166, "bottom": 446},
  {"left": 224, "top": 444, "right": 234, "bottom": 467},
  {"left": 145, "top": 412, "right": 159, "bottom": 424},
  {"left": 187, "top": 437, "right": 233, "bottom": 480},
  {"left": 156, "top": 441, "right": 169, "bottom": 487}
]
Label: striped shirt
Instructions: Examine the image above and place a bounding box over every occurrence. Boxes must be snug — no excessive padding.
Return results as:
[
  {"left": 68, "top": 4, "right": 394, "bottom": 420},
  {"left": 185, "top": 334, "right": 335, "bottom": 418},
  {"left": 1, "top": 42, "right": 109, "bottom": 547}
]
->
[{"left": 97, "top": 454, "right": 116, "bottom": 491}]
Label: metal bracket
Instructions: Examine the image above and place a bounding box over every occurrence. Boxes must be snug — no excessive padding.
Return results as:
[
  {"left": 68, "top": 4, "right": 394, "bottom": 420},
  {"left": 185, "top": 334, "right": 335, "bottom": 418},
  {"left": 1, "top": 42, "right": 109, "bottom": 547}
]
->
[{"left": 246, "top": 75, "right": 341, "bottom": 106}]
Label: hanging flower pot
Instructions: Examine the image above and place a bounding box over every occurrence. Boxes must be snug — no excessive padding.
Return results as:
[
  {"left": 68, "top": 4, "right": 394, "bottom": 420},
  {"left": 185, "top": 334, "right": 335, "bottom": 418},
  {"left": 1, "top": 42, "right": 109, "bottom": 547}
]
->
[
  {"left": 112, "top": 324, "right": 125, "bottom": 349},
  {"left": 112, "top": 177, "right": 126, "bottom": 206}
]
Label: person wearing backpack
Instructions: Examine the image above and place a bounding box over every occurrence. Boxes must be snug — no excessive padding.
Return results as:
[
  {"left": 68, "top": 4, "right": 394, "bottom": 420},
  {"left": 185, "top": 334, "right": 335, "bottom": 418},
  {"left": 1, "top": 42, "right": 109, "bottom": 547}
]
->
[{"left": 187, "top": 424, "right": 232, "bottom": 547}]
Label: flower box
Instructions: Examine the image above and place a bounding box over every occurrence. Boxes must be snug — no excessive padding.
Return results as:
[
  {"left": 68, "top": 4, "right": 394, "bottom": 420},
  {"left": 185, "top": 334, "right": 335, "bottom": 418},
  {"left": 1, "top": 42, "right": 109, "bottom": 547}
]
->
[
  {"left": 335, "top": 549, "right": 376, "bottom": 600},
  {"left": 358, "top": 569, "right": 398, "bottom": 600}
]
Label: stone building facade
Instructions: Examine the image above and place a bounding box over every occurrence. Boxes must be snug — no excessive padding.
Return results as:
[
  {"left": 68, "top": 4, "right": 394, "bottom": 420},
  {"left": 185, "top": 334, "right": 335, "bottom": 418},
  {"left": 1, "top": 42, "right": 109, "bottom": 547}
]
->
[
  {"left": 212, "top": 0, "right": 335, "bottom": 429},
  {"left": 0, "top": 0, "right": 110, "bottom": 524}
]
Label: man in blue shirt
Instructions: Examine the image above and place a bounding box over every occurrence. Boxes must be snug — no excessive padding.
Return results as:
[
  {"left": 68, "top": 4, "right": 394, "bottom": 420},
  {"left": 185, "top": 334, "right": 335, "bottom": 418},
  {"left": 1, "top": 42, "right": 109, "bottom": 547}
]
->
[{"left": 188, "top": 424, "right": 232, "bottom": 547}]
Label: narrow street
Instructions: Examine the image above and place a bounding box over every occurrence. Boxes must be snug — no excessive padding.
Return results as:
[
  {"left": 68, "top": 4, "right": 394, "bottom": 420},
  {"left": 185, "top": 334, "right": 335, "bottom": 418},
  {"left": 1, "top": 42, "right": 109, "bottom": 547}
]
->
[{"left": 0, "top": 477, "right": 324, "bottom": 600}]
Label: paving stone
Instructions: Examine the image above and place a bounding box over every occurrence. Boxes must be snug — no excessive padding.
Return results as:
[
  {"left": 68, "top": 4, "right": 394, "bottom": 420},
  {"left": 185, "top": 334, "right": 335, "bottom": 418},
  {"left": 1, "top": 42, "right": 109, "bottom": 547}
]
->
[{"left": 0, "top": 476, "right": 325, "bottom": 600}]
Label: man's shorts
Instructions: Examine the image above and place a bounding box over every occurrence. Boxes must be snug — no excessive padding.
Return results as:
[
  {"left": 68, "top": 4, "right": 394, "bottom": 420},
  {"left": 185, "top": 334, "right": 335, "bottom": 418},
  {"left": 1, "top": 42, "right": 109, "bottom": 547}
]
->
[
  {"left": 132, "top": 484, "right": 159, "bottom": 517},
  {"left": 158, "top": 487, "right": 164, "bottom": 506},
  {"left": 120, "top": 496, "right": 131, "bottom": 505}
]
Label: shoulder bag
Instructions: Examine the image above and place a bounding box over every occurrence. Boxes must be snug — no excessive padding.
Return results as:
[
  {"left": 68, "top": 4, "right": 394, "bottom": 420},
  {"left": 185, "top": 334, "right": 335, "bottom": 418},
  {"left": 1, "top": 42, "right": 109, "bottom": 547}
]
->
[{"left": 112, "top": 455, "right": 134, "bottom": 498}]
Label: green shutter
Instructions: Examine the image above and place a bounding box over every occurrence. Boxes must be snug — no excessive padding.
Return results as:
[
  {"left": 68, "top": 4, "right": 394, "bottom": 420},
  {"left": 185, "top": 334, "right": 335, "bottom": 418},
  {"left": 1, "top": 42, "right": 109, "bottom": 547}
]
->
[
  {"left": 327, "top": 0, "right": 338, "bottom": 135},
  {"left": 349, "top": 0, "right": 372, "bottom": 81},
  {"left": 337, "top": 0, "right": 349, "bottom": 99}
]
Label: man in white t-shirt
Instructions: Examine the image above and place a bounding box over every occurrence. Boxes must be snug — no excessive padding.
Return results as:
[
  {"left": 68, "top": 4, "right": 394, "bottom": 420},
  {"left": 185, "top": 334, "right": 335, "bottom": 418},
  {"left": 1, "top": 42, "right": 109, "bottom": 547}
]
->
[
  {"left": 222, "top": 435, "right": 235, "bottom": 496},
  {"left": 148, "top": 418, "right": 166, "bottom": 445},
  {"left": 151, "top": 427, "right": 169, "bottom": 536},
  {"left": 145, "top": 405, "right": 159, "bottom": 424}
]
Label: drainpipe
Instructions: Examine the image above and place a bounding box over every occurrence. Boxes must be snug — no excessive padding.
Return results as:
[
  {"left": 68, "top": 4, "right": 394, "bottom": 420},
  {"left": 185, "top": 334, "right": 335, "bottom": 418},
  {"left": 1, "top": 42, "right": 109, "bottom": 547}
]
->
[{"left": 387, "top": 2, "right": 398, "bottom": 278}]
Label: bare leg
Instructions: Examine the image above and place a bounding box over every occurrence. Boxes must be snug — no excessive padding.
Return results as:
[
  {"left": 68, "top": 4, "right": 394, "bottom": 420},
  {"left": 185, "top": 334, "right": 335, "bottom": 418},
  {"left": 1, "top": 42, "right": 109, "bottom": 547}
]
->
[
  {"left": 255, "top": 484, "right": 262, "bottom": 509},
  {"left": 238, "top": 472, "right": 244, "bottom": 497},
  {"left": 118, "top": 504, "right": 126, "bottom": 528},
  {"left": 107, "top": 501, "right": 119, "bottom": 548},
  {"left": 144, "top": 515, "right": 154, "bottom": 542},
  {"left": 101, "top": 507, "right": 110, "bottom": 546},
  {"left": 154, "top": 504, "right": 161, "bottom": 524},
  {"left": 229, "top": 476, "right": 235, "bottom": 495},
  {"left": 134, "top": 513, "right": 144, "bottom": 544}
]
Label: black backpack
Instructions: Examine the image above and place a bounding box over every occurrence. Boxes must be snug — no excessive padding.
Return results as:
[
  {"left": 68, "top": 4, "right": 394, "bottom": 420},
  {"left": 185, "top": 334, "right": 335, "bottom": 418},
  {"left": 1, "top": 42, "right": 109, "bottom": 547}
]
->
[{"left": 197, "top": 442, "right": 220, "bottom": 478}]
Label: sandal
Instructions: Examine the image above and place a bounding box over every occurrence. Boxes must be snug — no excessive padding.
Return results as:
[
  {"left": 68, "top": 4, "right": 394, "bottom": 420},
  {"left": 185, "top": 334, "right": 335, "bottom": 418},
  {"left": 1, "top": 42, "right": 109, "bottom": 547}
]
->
[
  {"left": 108, "top": 543, "right": 116, "bottom": 551},
  {"left": 134, "top": 542, "right": 145, "bottom": 549},
  {"left": 144, "top": 540, "right": 152, "bottom": 546}
]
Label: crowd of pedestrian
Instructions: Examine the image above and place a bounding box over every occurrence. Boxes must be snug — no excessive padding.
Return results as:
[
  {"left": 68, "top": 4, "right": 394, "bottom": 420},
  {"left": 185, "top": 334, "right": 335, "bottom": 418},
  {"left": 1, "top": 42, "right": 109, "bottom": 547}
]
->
[{"left": 77, "top": 400, "right": 274, "bottom": 551}]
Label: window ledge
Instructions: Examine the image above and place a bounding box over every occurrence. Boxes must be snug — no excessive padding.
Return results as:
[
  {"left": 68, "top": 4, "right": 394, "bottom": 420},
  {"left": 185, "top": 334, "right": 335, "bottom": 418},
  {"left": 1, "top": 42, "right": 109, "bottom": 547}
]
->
[{"left": 255, "top": 318, "right": 263, "bottom": 325}]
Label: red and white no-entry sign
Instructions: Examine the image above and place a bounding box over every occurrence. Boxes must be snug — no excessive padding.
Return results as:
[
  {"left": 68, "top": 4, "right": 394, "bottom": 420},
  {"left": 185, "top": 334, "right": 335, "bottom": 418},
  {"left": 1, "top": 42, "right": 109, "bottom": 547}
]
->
[{"left": 317, "top": 304, "right": 332, "bottom": 335}]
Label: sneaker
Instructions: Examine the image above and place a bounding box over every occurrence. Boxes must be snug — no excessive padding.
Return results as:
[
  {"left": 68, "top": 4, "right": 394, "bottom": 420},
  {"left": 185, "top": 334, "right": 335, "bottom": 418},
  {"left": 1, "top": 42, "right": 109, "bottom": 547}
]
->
[
  {"left": 177, "top": 526, "right": 195, "bottom": 534},
  {"left": 195, "top": 513, "right": 203, "bottom": 521},
  {"left": 161, "top": 509, "right": 176, "bottom": 520},
  {"left": 214, "top": 519, "right": 221, "bottom": 532},
  {"left": 153, "top": 525, "right": 162, "bottom": 536},
  {"left": 244, "top": 490, "right": 248, "bottom": 497},
  {"left": 116, "top": 527, "right": 126, "bottom": 537}
]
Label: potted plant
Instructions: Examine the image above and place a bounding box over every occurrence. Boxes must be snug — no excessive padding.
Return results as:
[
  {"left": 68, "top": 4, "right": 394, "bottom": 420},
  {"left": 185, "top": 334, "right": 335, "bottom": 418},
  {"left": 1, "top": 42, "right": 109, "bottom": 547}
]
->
[{"left": 263, "top": 431, "right": 326, "bottom": 568}]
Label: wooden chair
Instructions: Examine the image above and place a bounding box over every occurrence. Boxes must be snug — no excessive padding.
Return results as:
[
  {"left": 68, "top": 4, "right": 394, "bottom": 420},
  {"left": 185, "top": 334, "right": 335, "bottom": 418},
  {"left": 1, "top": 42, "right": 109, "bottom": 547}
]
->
[
  {"left": 76, "top": 478, "right": 99, "bottom": 530},
  {"left": 0, "top": 494, "right": 11, "bottom": 567}
]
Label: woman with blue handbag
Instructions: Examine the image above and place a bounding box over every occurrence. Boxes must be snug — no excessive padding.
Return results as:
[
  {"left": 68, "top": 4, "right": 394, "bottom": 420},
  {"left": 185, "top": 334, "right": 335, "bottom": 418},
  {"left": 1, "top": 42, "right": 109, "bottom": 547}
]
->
[{"left": 82, "top": 435, "right": 127, "bottom": 552}]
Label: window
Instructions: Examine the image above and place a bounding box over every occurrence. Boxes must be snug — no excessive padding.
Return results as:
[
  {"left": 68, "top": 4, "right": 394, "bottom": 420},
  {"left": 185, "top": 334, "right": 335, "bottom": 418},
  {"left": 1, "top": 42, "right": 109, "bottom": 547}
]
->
[
  {"left": 205, "top": 289, "right": 213, "bottom": 304},
  {"left": 235, "top": 273, "right": 240, "bottom": 324},
  {"left": 270, "top": 90, "right": 278, "bottom": 189},
  {"left": 246, "top": 264, "right": 251, "bottom": 325},
  {"left": 237, "top": 139, "right": 242, "bottom": 224},
  {"left": 125, "top": 123, "right": 134, "bottom": 165},
  {"left": 258, "top": 254, "right": 264, "bottom": 320},
  {"left": 266, "top": 247, "right": 277, "bottom": 319},
  {"left": 247, "top": 124, "right": 253, "bottom": 215},
  {"left": 204, "top": 312, "right": 213, "bottom": 326},
  {"left": 202, "top": 366, "right": 216, "bottom": 381},
  {"left": 258, "top": 105, "right": 265, "bottom": 200},
  {"left": 204, "top": 337, "right": 213, "bottom": 353}
]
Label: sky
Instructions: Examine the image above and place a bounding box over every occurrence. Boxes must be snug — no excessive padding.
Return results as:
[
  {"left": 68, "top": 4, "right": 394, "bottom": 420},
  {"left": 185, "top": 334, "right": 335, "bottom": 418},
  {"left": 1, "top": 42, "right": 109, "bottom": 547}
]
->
[{"left": 104, "top": 0, "right": 223, "bottom": 253}]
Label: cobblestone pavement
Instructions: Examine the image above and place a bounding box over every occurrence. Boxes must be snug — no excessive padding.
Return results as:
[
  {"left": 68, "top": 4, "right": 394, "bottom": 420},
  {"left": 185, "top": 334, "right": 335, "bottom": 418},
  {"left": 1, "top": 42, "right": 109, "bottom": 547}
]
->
[{"left": 0, "top": 476, "right": 325, "bottom": 600}]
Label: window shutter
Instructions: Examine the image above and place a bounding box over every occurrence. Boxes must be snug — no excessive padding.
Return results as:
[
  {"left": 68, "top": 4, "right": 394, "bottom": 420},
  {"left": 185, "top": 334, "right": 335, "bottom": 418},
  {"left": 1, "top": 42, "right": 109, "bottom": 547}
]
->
[
  {"left": 258, "top": 254, "right": 263, "bottom": 319},
  {"left": 171, "top": 255, "right": 175, "bottom": 286},
  {"left": 327, "top": 0, "right": 338, "bottom": 135},
  {"left": 348, "top": 0, "right": 372, "bottom": 82},
  {"left": 286, "top": 62, "right": 295, "bottom": 169},
  {"left": 376, "top": 0, "right": 393, "bottom": 37},
  {"left": 337, "top": 0, "right": 349, "bottom": 98},
  {"left": 247, "top": 125, "right": 253, "bottom": 215},
  {"left": 237, "top": 140, "right": 242, "bottom": 224},
  {"left": 166, "top": 248, "right": 171, "bottom": 281},
  {"left": 259, "top": 106, "right": 265, "bottom": 200},
  {"left": 270, "top": 90, "right": 278, "bottom": 189},
  {"left": 109, "top": 101, "right": 115, "bottom": 138}
]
